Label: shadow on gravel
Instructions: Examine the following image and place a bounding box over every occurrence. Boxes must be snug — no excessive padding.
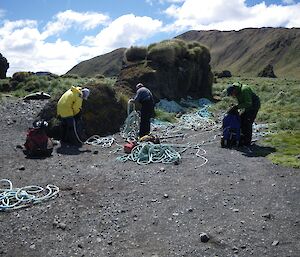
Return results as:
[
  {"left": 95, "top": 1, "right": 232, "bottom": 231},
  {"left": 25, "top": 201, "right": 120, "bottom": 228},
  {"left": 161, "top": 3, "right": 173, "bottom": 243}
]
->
[
  {"left": 56, "top": 144, "right": 91, "bottom": 155},
  {"left": 237, "top": 144, "right": 276, "bottom": 157}
]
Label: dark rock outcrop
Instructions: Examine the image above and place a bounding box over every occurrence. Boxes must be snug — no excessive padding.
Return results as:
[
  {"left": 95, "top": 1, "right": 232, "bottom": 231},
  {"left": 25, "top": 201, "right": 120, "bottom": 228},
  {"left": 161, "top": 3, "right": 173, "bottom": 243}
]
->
[
  {"left": 116, "top": 39, "right": 213, "bottom": 101},
  {"left": 258, "top": 64, "right": 277, "bottom": 78},
  {"left": 0, "top": 53, "right": 9, "bottom": 79},
  {"left": 215, "top": 70, "right": 232, "bottom": 78}
]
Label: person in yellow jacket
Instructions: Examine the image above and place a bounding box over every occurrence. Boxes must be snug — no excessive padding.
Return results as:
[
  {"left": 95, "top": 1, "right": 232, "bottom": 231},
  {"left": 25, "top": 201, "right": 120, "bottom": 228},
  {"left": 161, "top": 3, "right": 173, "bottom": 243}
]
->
[{"left": 57, "top": 86, "right": 90, "bottom": 146}]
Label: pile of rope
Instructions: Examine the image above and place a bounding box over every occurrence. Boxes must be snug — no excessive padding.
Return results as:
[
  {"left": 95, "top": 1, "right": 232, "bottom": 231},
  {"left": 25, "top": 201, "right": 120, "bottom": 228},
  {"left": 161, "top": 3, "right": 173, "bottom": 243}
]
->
[
  {"left": 117, "top": 142, "right": 182, "bottom": 165},
  {"left": 117, "top": 142, "right": 210, "bottom": 166},
  {"left": 0, "top": 179, "right": 59, "bottom": 211}
]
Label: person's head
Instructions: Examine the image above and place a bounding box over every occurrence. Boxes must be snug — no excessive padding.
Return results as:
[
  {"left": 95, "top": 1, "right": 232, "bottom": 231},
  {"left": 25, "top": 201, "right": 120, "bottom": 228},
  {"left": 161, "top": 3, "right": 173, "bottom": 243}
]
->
[
  {"left": 226, "top": 82, "right": 240, "bottom": 97},
  {"left": 136, "top": 83, "right": 144, "bottom": 91},
  {"left": 81, "top": 88, "right": 90, "bottom": 100}
]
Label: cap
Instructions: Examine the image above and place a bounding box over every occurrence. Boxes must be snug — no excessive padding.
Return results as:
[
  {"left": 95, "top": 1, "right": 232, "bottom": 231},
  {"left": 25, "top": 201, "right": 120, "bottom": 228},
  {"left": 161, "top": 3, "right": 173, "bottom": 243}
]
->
[
  {"left": 136, "top": 83, "right": 144, "bottom": 90},
  {"left": 81, "top": 88, "right": 90, "bottom": 100},
  {"left": 226, "top": 85, "right": 235, "bottom": 96}
]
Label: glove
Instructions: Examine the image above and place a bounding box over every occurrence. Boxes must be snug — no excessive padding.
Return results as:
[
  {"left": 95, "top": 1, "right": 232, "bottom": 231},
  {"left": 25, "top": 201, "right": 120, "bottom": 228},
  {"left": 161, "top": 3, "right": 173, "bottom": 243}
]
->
[{"left": 228, "top": 105, "right": 239, "bottom": 115}]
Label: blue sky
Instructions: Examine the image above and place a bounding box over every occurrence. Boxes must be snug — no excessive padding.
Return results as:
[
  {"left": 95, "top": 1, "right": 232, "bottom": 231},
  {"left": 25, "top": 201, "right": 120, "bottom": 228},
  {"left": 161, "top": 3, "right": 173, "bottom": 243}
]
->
[{"left": 0, "top": 0, "right": 299, "bottom": 76}]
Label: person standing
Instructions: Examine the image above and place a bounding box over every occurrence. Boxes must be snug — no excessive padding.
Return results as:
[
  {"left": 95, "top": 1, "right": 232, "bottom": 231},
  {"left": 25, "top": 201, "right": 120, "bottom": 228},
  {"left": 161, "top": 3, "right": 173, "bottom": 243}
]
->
[
  {"left": 130, "top": 83, "right": 154, "bottom": 138},
  {"left": 226, "top": 82, "right": 260, "bottom": 146},
  {"left": 57, "top": 86, "right": 90, "bottom": 145}
]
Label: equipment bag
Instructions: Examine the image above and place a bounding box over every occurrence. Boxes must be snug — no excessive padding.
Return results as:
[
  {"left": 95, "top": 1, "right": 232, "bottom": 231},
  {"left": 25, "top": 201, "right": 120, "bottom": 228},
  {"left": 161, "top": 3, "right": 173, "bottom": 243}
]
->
[
  {"left": 24, "top": 123, "right": 53, "bottom": 157},
  {"left": 221, "top": 113, "right": 241, "bottom": 148},
  {"left": 124, "top": 141, "right": 137, "bottom": 154}
]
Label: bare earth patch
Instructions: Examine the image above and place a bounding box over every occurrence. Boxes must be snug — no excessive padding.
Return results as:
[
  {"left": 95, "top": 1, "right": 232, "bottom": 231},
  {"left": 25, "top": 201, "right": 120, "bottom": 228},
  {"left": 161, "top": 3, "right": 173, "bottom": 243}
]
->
[{"left": 0, "top": 98, "right": 299, "bottom": 257}]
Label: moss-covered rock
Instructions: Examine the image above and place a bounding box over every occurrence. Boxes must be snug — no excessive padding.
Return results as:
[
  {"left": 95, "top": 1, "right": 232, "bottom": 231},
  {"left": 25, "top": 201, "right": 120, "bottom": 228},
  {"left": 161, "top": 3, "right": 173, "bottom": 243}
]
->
[{"left": 116, "top": 39, "right": 213, "bottom": 101}]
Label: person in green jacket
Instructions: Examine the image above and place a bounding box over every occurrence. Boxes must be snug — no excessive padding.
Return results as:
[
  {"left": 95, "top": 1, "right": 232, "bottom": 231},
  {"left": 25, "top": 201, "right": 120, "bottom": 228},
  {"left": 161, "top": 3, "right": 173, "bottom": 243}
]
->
[
  {"left": 57, "top": 86, "right": 90, "bottom": 146},
  {"left": 227, "top": 82, "right": 260, "bottom": 146}
]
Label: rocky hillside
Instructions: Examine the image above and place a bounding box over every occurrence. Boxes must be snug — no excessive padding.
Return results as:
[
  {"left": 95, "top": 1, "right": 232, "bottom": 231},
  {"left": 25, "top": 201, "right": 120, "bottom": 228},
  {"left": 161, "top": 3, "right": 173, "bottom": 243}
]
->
[
  {"left": 66, "top": 48, "right": 126, "bottom": 78},
  {"left": 66, "top": 28, "right": 300, "bottom": 79},
  {"left": 176, "top": 27, "right": 300, "bottom": 78}
]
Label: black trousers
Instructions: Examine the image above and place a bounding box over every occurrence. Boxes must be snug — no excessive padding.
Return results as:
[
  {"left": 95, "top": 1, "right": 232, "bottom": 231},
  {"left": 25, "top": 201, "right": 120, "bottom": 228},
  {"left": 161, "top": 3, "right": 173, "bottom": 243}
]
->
[
  {"left": 61, "top": 115, "right": 83, "bottom": 146},
  {"left": 139, "top": 100, "right": 154, "bottom": 137},
  {"left": 240, "top": 109, "right": 259, "bottom": 146}
]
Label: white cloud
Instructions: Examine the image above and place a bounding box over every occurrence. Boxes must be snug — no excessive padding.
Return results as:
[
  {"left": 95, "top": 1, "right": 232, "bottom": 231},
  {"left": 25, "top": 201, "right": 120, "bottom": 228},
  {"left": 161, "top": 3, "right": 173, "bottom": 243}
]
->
[
  {"left": 82, "top": 14, "right": 162, "bottom": 51},
  {"left": 0, "top": 13, "right": 162, "bottom": 76},
  {"left": 163, "top": 0, "right": 300, "bottom": 31},
  {"left": 41, "top": 10, "right": 109, "bottom": 39},
  {"left": 146, "top": 0, "right": 184, "bottom": 4},
  {"left": 282, "top": 0, "right": 295, "bottom": 4}
]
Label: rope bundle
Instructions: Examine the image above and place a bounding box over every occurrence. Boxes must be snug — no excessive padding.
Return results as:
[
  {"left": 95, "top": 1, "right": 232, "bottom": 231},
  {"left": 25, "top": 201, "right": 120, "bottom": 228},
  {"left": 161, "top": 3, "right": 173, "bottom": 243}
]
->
[
  {"left": 117, "top": 142, "right": 181, "bottom": 165},
  {"left": 0, "top": 179, "right": 59, "bottom": 211},
  {"left": 120, "top": 110, "right": 140, "bottom": 141},
  {"left": 85, "top": 135, "right": 115, "bottom": 147}
]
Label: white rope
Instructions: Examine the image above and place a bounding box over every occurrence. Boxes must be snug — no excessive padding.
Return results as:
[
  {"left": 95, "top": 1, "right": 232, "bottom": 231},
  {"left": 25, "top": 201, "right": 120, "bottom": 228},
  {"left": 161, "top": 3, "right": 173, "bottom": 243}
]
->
[{"left": 0, "top": 179, "right": 59, "bottom": 211}]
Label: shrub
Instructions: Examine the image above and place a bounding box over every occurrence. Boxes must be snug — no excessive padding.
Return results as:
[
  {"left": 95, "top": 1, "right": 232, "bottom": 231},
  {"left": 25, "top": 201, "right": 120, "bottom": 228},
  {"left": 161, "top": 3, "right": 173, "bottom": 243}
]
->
[
  {"left": 12, "top": 72, "right": 32, "bottom": 82},
  {"left": 147, "top": 39, "right": 188, "bottom": 66},
  {"left": 125, "top": 46, "right": 147, "bottom": 62}
]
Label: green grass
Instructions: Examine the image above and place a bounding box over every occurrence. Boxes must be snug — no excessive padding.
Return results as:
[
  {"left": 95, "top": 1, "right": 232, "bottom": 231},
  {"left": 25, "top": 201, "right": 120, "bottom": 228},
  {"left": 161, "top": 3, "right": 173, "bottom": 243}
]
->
[
  {"left": 155, "top": 108, "right": 177, "bottom": 123},
  {"left": 0, "top": 75, "right": 117, "bottom": 99},
  {"left": 212, "top": 76, "right": 300, "bottom": 168},
  {"left": 263, "top": 131, "right": 300, "bottom": 168}
]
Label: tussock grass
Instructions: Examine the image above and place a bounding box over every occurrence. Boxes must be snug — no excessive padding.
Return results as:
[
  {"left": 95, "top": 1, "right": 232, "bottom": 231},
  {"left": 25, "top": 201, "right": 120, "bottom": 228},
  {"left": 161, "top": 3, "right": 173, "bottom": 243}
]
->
[
  {"left": 125, "top": 46, "right": 147, "bottom": 62},
  {"left": 155, "top": 109, "right": 177, "bottom": 123},
  {"left": 147, "top": 39, "right": 206, "bottom": 66}
]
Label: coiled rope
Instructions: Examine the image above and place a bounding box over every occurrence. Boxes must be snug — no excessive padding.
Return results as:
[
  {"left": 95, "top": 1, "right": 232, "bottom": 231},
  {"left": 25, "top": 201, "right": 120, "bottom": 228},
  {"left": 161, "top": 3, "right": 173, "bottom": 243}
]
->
[
  {"left": 85, "top": 135, "right": 115, "bottom": 147},
  {"left": 0, "top": 179, "right": 59, "bottom": 211},
  {"left": 71, "top": 118, "right": 116, "bottom": 147},
  {"left": 117, "top": 142, "right": 182, "bottom": 165}
]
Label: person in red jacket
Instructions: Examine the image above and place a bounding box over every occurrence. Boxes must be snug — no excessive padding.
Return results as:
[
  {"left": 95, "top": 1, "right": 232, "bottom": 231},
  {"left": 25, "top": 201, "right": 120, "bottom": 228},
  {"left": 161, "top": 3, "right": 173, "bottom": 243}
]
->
[{"left": 227, "top": 82, "right": 260, "bottom": 146}]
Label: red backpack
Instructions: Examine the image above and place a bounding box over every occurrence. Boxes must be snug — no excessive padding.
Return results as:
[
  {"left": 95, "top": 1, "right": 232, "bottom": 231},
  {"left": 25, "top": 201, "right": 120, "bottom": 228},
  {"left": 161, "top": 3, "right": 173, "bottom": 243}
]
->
[{"left": 24, "top": 121, "right": 53, "bottom": 157}]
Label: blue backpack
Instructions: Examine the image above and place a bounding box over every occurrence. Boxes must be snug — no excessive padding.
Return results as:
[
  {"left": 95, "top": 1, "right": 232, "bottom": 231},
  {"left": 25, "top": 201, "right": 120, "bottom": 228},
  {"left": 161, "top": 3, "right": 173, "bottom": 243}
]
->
[{"left": 221, "top": 112, "right": 241, "bottom": 148}]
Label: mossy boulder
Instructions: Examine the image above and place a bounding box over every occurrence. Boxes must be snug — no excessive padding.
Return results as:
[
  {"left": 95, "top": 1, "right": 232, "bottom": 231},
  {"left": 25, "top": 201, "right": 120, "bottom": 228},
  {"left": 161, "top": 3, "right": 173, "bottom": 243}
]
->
[
  {"left": 258, "top": 64, "right": 277, "bottom": 78},
  {"left": 38, "top": 82, "right": 127, "bottom": 138},
  {"left": 215, "top": 70, "right": 232, "bottom": 78},
  {"left": 116, "top": 39, "right": 213, "bottom": 101}
]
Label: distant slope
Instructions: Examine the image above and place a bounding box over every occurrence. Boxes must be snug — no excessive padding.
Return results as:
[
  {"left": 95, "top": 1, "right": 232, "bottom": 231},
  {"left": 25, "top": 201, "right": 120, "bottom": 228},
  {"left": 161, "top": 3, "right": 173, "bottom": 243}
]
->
[
  {"left": 66, "top": 48, "right": 126, "bottom": 77},
  {"left": 176, "top": 28, "right": 300, "bottom": 78}
]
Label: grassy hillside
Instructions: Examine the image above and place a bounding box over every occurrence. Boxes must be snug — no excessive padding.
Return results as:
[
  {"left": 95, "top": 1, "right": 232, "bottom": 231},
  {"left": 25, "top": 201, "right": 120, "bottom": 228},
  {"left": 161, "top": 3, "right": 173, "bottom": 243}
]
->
[
  {"left": 212, "top": 76, "right": 300, "bottom": 168},
  {"left": 66, "top": 48, "right": 126, "bottom": 78},
  {"left": 176, "top": 28, "right": 300, "bottom": 79}
]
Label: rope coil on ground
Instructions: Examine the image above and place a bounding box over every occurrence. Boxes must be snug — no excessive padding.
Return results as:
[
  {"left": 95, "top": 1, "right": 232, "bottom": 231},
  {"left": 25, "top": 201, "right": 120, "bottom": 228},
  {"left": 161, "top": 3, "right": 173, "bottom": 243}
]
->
[
  {"left": 0, "top": 179, "right": 59, "bottom": 211},
  {"left": 85, "top": 135, "right": 115, "bottom": 147},
  {"left": 117, "top": 142, "right": 181, "bottom": 165}
]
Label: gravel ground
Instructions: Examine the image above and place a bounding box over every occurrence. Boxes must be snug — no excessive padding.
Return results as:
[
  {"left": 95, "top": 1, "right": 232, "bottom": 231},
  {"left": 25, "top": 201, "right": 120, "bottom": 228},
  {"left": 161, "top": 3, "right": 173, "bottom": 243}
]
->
[{"left": 0, "top": 97, "right": 299, "bottom": 257}]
